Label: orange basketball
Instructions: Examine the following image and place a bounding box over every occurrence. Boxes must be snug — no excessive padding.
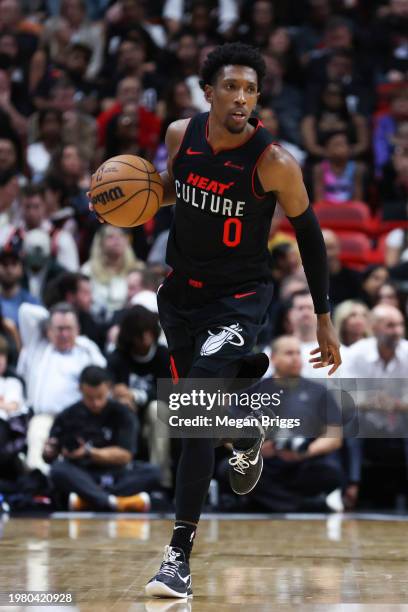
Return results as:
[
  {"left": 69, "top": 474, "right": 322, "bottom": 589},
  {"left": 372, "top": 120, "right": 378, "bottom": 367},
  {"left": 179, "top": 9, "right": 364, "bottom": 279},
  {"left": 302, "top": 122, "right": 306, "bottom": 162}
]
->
[{"left": 90, "top": 155, "right": 164, "bottom": 227}]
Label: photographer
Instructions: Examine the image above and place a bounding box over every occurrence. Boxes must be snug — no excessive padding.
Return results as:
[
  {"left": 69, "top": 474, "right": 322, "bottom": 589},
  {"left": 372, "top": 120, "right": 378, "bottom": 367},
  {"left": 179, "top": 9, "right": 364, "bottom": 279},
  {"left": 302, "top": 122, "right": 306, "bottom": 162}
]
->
[{"left": 44, "top": 366, "right": 160, "bottom": 512}]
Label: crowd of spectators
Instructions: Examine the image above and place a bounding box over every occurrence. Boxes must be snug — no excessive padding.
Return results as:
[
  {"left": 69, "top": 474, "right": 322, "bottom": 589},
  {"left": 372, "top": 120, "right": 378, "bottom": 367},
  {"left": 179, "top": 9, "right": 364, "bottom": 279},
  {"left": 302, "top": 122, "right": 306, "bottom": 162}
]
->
[{"left": 0, "top": 0, "right": 407, "bottom": 515}]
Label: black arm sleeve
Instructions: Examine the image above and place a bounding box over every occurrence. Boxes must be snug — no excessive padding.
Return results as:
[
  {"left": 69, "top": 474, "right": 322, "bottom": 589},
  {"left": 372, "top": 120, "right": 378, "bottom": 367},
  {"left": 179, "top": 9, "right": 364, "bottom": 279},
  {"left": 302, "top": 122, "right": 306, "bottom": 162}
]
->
[{"left": 287, "top": 205, "right": 330, "bottom": 314}]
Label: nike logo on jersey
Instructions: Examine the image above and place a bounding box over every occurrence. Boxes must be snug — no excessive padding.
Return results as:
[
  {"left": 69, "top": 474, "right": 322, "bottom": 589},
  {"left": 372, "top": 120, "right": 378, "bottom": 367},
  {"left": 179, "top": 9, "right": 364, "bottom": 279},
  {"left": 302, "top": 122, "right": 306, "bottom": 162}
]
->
[
  {"left": 186, "top": 147, "right": 204, "bottom": 155},
  {"left": 224, "top": 161, "right": 244, "bottom": 170},
  {"left": 200, "top": 323, "right": 245, "bottom": 356}
]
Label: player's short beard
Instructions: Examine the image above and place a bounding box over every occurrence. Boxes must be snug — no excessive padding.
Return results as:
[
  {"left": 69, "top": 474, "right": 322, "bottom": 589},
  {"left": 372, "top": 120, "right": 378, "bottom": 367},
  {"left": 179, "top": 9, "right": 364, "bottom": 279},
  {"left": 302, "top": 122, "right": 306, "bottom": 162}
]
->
[{"left": 225, "top": 121, "right": 247, "bottom": 135}]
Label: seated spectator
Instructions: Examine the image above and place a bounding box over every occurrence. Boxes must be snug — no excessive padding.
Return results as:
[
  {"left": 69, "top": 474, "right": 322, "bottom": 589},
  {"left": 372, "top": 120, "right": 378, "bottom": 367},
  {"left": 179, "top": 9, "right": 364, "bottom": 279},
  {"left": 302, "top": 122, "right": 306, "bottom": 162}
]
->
[
  {"left": 0, "top": 136, "right": 21, "bottom": 178},
  {"left": 258, "top": 106, "right": 306, "bottom": 165},
  {"left": 294, "top": 0, "right": 332, "bottom": 65},
  {"left": 239, "top": 0, "right": 276, "bottom": 49},
  {"left": 26, "top": 109, "right": 63, "bottom": 182},
  {"left": 163, "top": 0, "right": 238, "bottom": 41},
  {"left": 217, "top": 336, "right": 343, "bottom": 512},
  {"left": 260, "top": 53, "right": 304, "bottom": 146},
  {"left": 29, "top": 78, "right": 97, "bottom": 165},
  {"left": 45, "top": 366, "right": 160, "bottom": 511},
  {"left": 97, "top": 76, "right": 161, "bottom": 157},
  {"left": 0, "top": 183, "right": 79, "bottom": 272},
  {"left": 101, "top": 38, "right": 163, "bottom": 109},
  {"left": 379, "top": 144, "right": 408, "bottom": 221},
  {"left": 42, "top": 0, "right": 104, "bottom": 79},
  {"left": 47, "top": 144, "right": 91, "bottom": 217},
  {"left": 301, "top": 81, "right": 370, "bottom": 161},
  {"left": 370, "top": 0, "right": 408, "bottom": 84},
  {"left": 343, "top": 304, "right": 407, "bottom": 377},
  {"left": 104, "top": 0, "right": 165, "bottom": 55},
  {"left": 0, "top": 0, "right": 40, "bottom": 66},
  {"left": 323, "top": 229, "right": 362, "bottom": 305},
  {"left": 359, "top": 264, "right": 389, "bottom": 307},
  {"left": 374, "top": 88, "right": 408, "bottom": 176},
  {"left": 333, "top": 300, "right": 371, "bottom": 348},
  {"left": 107, "top": 306, "right": 171, "bottom": 484},
  {"left": 313, "top": 132, "right": 366, "bottom": 202},
  {"left": 0, "top": 246, "right": 39, "bottom": 326},
  {"left": 105, "top": 102, "right": 146, "bottom": 160},
  {"left": 44, "top": 272, "right": 106, "bottom": 350},
  {"left": 58, "top": 42, "right": 100, "bottom": 115},
  {"left": 17, "top": 302, "right": 106, "bottom": 474},
  {"left": 341, "top": 304, "right": 408, "bottom": 509},
  {"left": 270, "top": 242, "right": 301, "bottom": 297},
  {"left": 22, "top": 229, "right": 66, "bottom": 301},
  {"left": 306, "top": 48, "right": 374, "bottom": 117},
  {"left": 376, "top": 281, "right": 401, "bottom": 309},
  {"left": 159, "top": 79, "right": 198, "bottom": 127},
  {"left": 287, "top": 289, "right": 320, "bottom": 378},
  {"left": 81, "top": 226, "right": 144, "bottom": 320},
  {"left": 0, "top": 336, "right": 27, "bottom": 489},
  {"left": 266, "top": 27, "right": 303, "bottom": 87}
]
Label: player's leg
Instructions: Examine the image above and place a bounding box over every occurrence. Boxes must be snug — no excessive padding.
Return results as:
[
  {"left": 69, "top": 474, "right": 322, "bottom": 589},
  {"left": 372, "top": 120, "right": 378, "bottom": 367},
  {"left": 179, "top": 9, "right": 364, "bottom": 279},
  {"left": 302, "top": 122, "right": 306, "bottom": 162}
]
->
[
  {"left": 192, "top": 284, "right": 274, "bottom": 496},
  {"left": 146, "top": 350, "right": 210, "bottom": 597}
]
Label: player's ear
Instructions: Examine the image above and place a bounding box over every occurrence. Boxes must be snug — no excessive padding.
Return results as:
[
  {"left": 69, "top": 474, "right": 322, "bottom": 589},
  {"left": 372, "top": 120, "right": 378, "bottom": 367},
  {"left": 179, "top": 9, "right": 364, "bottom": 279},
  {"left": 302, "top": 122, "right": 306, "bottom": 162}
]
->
[{"left": 204, "top": 84, "right": 213, "bottom": 104}]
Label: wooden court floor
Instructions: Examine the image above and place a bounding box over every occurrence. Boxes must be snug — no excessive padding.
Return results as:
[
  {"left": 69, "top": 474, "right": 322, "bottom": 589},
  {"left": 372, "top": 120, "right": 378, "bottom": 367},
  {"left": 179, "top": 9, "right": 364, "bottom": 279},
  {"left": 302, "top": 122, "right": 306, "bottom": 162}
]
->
[{"left": 1, "top": 515, "right": 408, "bottom": 611}]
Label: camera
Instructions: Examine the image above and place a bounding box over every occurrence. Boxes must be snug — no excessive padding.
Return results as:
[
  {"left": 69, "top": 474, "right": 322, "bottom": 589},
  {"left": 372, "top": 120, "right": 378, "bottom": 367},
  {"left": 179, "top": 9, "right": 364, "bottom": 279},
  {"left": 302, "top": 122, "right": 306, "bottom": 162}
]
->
[{"left": 274, "top": 436, "right": 310, "bottom": 453}]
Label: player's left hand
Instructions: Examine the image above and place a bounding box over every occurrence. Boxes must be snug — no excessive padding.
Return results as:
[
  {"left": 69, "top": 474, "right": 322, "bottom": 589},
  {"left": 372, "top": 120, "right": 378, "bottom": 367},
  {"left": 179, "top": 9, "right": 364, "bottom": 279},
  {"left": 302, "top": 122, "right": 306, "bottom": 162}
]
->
[{"left": 309, "top": 314, "right": 342, "bottom": 376}]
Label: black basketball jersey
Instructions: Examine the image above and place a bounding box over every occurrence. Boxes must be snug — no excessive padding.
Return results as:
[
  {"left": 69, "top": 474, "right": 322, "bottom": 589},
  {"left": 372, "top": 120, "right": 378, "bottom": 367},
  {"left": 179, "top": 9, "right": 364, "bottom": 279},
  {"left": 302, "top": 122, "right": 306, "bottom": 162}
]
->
[{"left": 166, "top": 112, "right": 277, "bottom": 286}]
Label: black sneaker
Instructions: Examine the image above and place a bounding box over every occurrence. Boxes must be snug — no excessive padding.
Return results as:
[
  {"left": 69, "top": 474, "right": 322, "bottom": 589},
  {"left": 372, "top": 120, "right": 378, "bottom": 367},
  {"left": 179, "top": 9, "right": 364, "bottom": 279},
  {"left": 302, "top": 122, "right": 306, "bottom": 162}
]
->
[
  {"left": 228, "top": 422, "right": 265, "bottom": 495},
  {"left": 145, "top": 546, "right": 192, "bottom": 598}
]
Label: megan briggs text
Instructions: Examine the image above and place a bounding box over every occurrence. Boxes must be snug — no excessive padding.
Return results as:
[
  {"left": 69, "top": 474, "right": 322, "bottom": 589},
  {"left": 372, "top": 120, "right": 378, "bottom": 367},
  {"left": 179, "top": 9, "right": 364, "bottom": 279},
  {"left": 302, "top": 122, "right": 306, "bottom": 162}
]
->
[{"left": 168, "top": 415, "right": 301, "bottom": 429}]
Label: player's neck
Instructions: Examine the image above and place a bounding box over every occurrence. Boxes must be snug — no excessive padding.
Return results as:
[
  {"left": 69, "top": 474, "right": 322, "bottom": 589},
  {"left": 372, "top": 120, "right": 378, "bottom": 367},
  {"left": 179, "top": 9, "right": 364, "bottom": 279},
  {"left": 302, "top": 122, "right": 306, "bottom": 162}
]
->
[{"left": 207, "top": 113, "right": 254, "bottom": 153}]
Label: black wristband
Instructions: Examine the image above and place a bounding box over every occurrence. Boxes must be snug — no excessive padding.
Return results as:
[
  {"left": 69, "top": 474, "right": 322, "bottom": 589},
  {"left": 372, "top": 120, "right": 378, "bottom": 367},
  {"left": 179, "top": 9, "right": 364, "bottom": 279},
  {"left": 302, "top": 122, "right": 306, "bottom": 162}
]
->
[{"left": 287, "top": 205, "right": 330, "bottom": 314}]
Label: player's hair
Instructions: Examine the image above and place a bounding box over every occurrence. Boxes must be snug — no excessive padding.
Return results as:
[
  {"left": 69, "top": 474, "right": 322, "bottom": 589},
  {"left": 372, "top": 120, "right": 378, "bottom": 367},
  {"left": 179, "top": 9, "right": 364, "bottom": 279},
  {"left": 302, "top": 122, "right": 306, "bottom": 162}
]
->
[
  {"left": 117, "top": 305, "right": 160, "bottom": 355},
  {"left": 80, "top": 366, "right": 112, "bottom": 387},
  {"left": 199, "top": 42, "right": 266, "bottom": 91}
]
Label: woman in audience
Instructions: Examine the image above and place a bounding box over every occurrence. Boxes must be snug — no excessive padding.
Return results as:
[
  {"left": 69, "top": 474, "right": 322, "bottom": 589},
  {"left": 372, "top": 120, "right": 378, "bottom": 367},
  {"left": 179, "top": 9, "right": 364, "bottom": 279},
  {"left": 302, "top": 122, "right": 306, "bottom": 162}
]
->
[
  {"left": 333, "top": 300, "right": 371, "bottom": 348},
  {"left": 376, "top": 281, "right": 401, "bottom": 310},
  {"left": 81, "top": 226, "right": 144, "bottom": 319},
  {"left": 359, "top": 264, "right": 389, "bottom": 307},
  {"left": 26, "top": 109, "right": 63, "bottom": 182},
  {"left": 301, "top": 82, "right": 370, "bottom": 161}
]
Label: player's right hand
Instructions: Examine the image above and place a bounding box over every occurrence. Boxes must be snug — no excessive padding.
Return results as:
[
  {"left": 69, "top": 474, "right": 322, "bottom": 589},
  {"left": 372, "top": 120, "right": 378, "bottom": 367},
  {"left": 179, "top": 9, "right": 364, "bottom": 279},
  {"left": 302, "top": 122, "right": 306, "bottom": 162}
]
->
[{"left": 87, "top": 190, "right": 105, "bottom": 223}]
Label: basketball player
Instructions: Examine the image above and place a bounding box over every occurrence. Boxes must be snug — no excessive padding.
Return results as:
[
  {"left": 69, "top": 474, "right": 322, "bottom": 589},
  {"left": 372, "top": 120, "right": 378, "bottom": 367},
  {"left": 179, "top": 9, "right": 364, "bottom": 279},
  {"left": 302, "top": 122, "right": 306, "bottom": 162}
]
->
[{"left": 92, "top": 42, "right": 341, "bottom": 599}]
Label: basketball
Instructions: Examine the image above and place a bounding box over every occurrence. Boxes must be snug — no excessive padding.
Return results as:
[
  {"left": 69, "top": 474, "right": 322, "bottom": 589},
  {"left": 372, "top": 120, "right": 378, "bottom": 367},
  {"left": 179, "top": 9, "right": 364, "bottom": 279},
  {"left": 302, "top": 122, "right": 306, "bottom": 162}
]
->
[{"left": 90, "top": 155, "right": 164, "bottom": 227}]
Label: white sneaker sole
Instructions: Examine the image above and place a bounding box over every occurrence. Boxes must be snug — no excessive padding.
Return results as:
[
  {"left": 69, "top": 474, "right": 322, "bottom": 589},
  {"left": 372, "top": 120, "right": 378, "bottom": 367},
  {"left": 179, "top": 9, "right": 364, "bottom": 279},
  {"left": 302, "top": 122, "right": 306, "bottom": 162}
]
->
[{"left": 145, "top": 580, "right": 192, "bottom": 598}]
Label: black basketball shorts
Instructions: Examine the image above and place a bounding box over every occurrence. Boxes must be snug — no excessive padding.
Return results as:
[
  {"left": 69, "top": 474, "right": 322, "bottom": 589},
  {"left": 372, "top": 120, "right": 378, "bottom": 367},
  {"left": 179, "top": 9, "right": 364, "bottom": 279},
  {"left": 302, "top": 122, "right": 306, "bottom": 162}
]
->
[{"left": 157, "top": 272, "right": 274, "bottom": 382}]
